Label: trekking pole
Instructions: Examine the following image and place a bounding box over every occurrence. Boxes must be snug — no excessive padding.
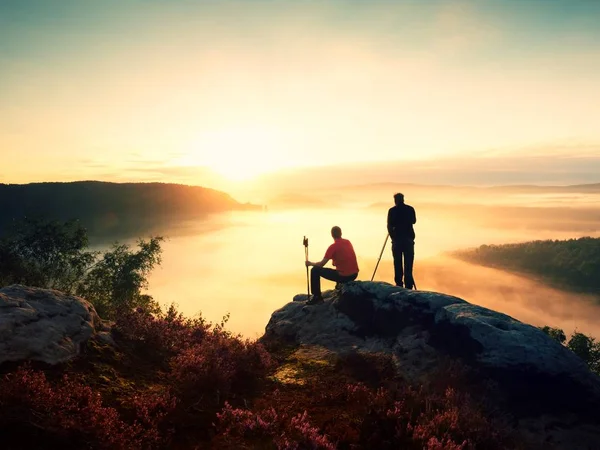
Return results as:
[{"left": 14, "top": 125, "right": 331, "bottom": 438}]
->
[
  {"left": 303, "top": 236, "right": 310, "bottom": 297},
  {"left": 371, "top": 233, "right": 389, "bottom": 281}
]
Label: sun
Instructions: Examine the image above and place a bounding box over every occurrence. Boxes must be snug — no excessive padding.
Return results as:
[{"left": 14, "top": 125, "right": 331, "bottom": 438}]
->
[{"left": 184, "top": 126, "right": 287, "bottom": 182}]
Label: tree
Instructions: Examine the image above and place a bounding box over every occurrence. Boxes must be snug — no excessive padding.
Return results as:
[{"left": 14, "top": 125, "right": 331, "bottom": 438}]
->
[
  {"left": 0, "top": 219, "right": 163, "bottom": 319},
  {"left": 539, "top": 326, "right": 566, "bottom": 344},
  {"left": 77, "top": 237, "right": 163, "bottom": 319},
  {"left": 567, "top": 332, "right": 600, "bottom": 374},
  {"left": 540, "top": 326, "right": 600, "bottom": 375},
  {"left": 0, "top": 219, "right": 96, "bottom": 292}
]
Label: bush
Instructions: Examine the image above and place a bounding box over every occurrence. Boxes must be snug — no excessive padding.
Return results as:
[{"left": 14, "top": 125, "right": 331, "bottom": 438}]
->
[
  {"left": 540, "top": 326, "right": 600, "bottom": 375},
  {"left": 112, "top": 305, "right": 274, "bottom": 443},
  {"left": 170, "top": 333, "right": 274, "bottom": 406},
  {"left": 0, "top": 366, "right": 175, "bottom": 450},
  {"left": 76, "top": 237, "right": 164, "bottom": 319},
  {"left": 216, "top": 403, "right": 335, "bottom": 449},
  {"left": 113, "top": 304, "right": 210, "bottom": 364},
  {"left": 214, "top": 380, "right": 514, "bottom": 450}
]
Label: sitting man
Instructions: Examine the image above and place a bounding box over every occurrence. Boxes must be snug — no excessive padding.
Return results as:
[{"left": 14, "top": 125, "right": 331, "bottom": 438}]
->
[{"left": 305, "top": 226, "right": 359, "bottom": 305}]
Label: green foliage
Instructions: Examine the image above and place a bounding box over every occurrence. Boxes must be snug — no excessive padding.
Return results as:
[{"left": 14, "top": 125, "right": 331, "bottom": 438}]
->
[
  {"left": 0, "top": 219, "right": 96, "bottom": 292},
  {"left": 567, "top": 332, "right": 600, "bottom": 374},
  {"left": 76, "top": 238, "right": 163, "bottom": 319},
  {"left": 540, "top": 326, "right": 600, "bottom": 375},
  {"left": 0, "top": 218, "right": 163, "bottom": 319},
  {"left": 453, "top": 237, "right": 600, "bottom": 294},
  {"left": 539, "top": 326, "right": 566, "bottom": 344}
]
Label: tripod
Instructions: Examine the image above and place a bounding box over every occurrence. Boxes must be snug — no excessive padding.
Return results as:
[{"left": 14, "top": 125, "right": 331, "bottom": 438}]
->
[
  {"left": 371, "top": 234, "right": 389, "bottom": 281},
  {"left": 371, "top": 234, "right": 417, "bottom": 289}
]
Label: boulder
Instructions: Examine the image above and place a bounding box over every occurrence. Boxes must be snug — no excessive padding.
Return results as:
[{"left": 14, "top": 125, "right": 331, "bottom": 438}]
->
[
  {"left": 0, "top": 284, "right": 103, "bottom": 365},
  {"left": 265, "top": 281, "right": 600, "bottom": 420}
]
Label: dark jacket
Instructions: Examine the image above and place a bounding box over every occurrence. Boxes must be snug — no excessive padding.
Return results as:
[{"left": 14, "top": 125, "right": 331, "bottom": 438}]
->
[{"left": 387, "top": 203, "right": 416, "bottom": 241}]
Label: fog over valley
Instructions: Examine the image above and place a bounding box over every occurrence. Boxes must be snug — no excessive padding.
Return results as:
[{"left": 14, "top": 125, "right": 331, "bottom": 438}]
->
[{"left": 136, "top": 181, "right": 600, "bottom": 339}]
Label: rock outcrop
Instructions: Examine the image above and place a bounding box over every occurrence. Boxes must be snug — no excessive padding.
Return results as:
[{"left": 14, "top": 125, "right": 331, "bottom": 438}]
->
[
  {"left": 0, "top": 285, "right": 104, "bottom": 365},
  {"left": 265, "top": 281, "right": 600, "bottom": 420}
]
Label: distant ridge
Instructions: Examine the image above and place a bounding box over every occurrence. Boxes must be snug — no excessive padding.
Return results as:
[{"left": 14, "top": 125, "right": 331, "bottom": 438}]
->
[
  {"left": 452, "top": 237, "right": 600, "bottom": 296},
  {"left": 0, "top": 181, "right": 260, "bottom": 239},
  {"left": 486, "top": 183, "right": 600, "bottom": 192},
  {"left": 337, "top": 181, "right": 600, "bottom": 192}
]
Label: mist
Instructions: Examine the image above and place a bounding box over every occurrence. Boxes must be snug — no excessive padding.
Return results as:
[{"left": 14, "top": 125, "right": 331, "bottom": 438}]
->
[{"left": 141, "top": 183, "right": 600, "bottom": 339}]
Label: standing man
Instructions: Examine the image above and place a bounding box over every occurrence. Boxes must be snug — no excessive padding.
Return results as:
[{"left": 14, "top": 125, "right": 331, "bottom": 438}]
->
[
  {"left": 387, "top": 193, "right": 416, "bottom": 289},
  {"left": 305, "top": 226, "right": 359, "bottom": 305}
]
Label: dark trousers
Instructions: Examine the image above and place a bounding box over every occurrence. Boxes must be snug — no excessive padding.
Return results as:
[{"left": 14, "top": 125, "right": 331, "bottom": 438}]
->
[
  {"left": 311, "top": 267, "right": 358, "bottom": 296},
  {"left": 391, "top": 239, "right": 414, "bottom": 288}
]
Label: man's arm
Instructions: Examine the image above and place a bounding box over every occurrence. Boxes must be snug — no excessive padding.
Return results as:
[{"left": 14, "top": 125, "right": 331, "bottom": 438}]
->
[
  {"left": 411, "top": 206, "right": 417, "bottom": 224},
  {"left": 306, "top": 258, "right": 330, "bottom": 267},
  {"left": 387, "top": 208, "right": 394, "bottom": 236},
  {"left": 307, "top": 243, "right": 334, "bottom": 267}
]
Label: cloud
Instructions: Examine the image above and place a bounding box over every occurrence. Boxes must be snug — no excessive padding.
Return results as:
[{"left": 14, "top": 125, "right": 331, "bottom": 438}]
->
[{"left": 254, "top": 142, "right": 600, "bottom": 191}]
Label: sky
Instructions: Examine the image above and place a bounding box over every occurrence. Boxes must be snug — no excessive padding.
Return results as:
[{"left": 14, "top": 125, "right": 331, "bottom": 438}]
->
[{"left": 2, "top": 0, "right": 600, "bottom": 190}]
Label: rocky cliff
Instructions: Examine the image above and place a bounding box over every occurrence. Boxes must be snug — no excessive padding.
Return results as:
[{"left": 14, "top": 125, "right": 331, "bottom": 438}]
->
[{"left": 265, "top": 281, "right": 600, "bottom": 448}]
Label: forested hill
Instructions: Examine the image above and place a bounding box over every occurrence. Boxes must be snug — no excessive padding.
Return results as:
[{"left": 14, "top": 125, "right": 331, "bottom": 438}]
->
[
  {"left": 0, "top": 181, "right": 259, "bottom": 239},
  {"left": 453, "top": 237, "right": 600, "bottom": 295}
]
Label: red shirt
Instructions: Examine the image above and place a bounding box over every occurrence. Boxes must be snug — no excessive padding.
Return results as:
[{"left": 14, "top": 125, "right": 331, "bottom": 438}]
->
[{"left": 324, "top": 238, "right": 359, "bottom": 276}]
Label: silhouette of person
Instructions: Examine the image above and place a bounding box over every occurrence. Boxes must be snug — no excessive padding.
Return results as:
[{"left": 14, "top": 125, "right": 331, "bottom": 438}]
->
[
  {"left": 305, "top": 226, "right": 359, "bottom": 304},
  {"left": 387, "top": 193, "right": 416, "bottom": 289}
]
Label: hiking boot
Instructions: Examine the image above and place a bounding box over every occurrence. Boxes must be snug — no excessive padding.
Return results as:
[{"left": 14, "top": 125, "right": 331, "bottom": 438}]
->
[{"left": 306, "top": 295, "right": 324, "bottom": 305}]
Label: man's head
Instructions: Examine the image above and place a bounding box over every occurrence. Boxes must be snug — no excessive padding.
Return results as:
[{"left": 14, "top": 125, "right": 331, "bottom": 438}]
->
[
  {"left": 331, "top": 226, "right": 342, "bottom": 239},
  {"left": 394, "top": 193, "right": 405, "bottom": 206}
]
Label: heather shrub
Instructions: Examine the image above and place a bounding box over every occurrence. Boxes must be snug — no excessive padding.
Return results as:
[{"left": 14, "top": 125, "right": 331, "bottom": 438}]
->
[
  {"left": 113, "top": 305, "right": 274, "bottom": 400},
  {"left": 110, "top": 303, "right": 274, "bottom": 445},
  {"left": 121, "top": 389, "right": 178, "bottom": 445},
  {"left": 350, "top": 382, "right": 510, "bottom": 449},
  {"left": 215, "top": 402, "right": 335, "bottom": 450},
  {"left": 0, "top": 366, "right": 174, "bottom": 450},
  {"left": 216, "top": 372, "right": 517, "bottom": 450},
  {"left": 169, "top": 331, "right": 275, "bottom": 409},
  {"left": 113, "top": 304, "right": 210, "bottom": 365}
]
